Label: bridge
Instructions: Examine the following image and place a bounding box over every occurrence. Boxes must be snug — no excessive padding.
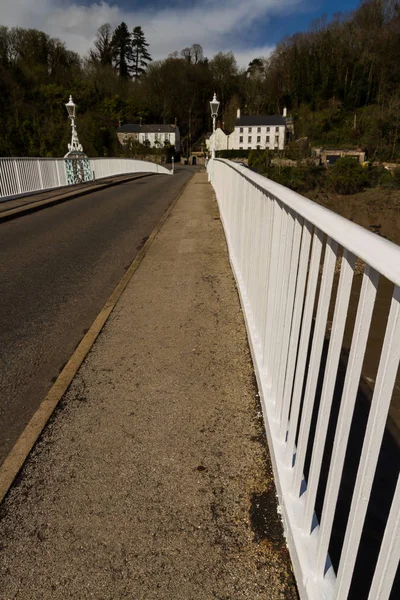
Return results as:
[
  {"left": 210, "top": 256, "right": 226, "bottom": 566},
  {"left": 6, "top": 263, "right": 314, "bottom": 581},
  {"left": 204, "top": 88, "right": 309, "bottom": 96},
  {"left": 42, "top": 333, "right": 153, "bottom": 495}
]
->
[{"left": 0, "top": 156, "right": 398, "bottom": 599}]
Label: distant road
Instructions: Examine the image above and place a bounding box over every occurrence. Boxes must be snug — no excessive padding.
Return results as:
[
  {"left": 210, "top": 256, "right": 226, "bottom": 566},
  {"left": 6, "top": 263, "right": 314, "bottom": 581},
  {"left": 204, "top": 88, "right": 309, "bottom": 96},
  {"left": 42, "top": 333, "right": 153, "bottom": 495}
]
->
[{"left": 0, "top": 167, "right": 193, "bottom": 465}]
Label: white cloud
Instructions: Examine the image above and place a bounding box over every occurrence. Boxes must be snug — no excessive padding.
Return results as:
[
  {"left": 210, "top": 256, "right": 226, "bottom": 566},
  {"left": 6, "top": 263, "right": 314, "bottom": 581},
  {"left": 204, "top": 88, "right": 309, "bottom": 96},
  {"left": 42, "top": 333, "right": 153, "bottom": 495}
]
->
[{"left": 0, "top": 0, "right": 303, "bottom": 66}]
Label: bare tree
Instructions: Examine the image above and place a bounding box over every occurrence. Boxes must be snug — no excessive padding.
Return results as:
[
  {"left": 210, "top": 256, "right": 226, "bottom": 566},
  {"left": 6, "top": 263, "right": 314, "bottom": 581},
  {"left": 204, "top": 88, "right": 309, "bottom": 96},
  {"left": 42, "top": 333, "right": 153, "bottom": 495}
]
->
[{"left": 89, "top": 23, "right": 113, "bottom": 67}]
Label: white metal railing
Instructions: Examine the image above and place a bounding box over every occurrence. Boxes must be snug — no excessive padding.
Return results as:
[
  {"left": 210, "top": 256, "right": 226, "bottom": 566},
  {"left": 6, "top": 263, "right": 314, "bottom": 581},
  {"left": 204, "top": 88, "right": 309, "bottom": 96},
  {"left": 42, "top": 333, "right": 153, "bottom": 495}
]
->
[
  {"left": 209, "top": 158, "right": 400, "bottom": 599},
  {"left": 89, "top": 157, "right": 172, "bottom": 181},
  {"left": 0, "top": 157, "right": 172, "bottom": 202}
]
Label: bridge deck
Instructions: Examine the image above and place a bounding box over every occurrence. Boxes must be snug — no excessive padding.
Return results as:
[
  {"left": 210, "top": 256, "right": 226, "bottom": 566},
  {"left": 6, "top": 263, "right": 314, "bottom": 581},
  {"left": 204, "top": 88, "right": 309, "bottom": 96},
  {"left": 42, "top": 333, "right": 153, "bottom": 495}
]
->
[{"left": 0, "top": 172, "right": 297, "bottom": 598}]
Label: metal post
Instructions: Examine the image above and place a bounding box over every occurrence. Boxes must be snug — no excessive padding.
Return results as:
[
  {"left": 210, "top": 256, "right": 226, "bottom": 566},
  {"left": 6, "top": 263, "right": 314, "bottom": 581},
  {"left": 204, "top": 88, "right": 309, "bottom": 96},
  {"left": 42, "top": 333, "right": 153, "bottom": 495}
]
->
[
  {"left": 171, "top": 156, "right": 174, "bottom": 174},
  {"left": 212, "top": 115, "right": 216, "bottom": 160}
]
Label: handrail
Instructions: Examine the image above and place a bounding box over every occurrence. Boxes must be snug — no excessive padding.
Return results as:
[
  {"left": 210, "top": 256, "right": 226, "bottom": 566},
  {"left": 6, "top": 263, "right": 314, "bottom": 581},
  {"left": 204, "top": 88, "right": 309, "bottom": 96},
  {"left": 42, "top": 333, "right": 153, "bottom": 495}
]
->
[{"left": 216, "top": 159, "right": 400, "bottom": 287}]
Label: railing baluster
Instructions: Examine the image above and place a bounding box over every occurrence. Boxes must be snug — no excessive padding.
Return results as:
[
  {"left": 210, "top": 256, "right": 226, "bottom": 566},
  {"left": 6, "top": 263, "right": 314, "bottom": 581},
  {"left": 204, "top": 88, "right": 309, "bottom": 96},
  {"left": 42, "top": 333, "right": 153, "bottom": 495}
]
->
[{"left": 367, "top": 472, "right": 400, "bottom": 600}]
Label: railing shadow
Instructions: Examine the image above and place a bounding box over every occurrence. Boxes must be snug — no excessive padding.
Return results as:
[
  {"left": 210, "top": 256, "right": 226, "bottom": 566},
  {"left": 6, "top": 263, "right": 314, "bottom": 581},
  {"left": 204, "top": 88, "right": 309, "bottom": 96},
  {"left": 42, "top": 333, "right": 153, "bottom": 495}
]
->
[{"left": 298, "top": 333, "right": 400, "bottom": 598}]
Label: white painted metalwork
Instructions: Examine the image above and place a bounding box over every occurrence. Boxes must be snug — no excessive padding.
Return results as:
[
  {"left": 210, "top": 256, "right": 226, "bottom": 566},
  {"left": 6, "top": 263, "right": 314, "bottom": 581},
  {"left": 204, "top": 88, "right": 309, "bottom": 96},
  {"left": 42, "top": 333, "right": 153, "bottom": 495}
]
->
[
  {"left": 208, "top": 158, "right": 400, "bottom": 600},
  {"left": 64, "top": 95, "right": 84, "bottom": 156},
  {"left": 0, "top": 157, "right": 172, "bottom": 202}
]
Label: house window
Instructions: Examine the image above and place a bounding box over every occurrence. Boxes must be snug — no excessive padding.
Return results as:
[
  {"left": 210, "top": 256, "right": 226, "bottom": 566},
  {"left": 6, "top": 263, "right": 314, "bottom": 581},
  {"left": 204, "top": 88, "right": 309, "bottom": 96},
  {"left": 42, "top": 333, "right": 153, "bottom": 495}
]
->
[
  {"left": 239, "top": 136, "right": 243, "bottom": 143},
  {"left": 275, "top": 135, "right": 279, "bottom": 144},
  {"left": 248, "top": 127, "right": 252, "bottom": 133},
  {"left": 267, "top": 127, "right": 270, "bottom": 132},
  {"left": 248, "top": 136, "right": 252, "bottom": 143},
  {"left": 275, "top": 127, "right": 279, "bottom": 132},
  {"left": 266, "top": 136, "right": 270, "bottom": 143},
  {"left": 144, "top": 132, "right": 149, "bottom": 139},
  {"left": 239, "top": 146, "right": 243, "bottom": 150},
  {"left": 248, "top": 147, "right": 251, "bottom": 150},
  {"left": 154, "top": 133, "right": 159, "bottom": 141},
  {"left": 257, "top": 127, "right": 261, "bottom": 133},
  {"left": 164, "top": 133, "right": 169, "bottom": 141},
  {"left": 257, "top": 136, "right": 261, "bottom": 143}
]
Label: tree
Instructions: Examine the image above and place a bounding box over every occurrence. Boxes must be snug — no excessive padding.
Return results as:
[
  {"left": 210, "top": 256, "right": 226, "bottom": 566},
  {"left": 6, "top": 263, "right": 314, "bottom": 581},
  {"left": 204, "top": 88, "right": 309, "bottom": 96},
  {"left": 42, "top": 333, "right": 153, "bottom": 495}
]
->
[
  {"left": 89, "top": 24, "right": 113, "bottom": 67},
  {"left": 192, "top": 44, "right": 204, "bottom": 64},
  {"left": 131, "top": 26, "right": 151, "bottom": 80},
  {"left": 180, "top": 44, "right": 204, "bottom": 64},
  {"left": 112, "top": 22, "right": 133, "bottom": 78},
  {"left": 181, "top": 47, "right": 192, "bottom": 63}
]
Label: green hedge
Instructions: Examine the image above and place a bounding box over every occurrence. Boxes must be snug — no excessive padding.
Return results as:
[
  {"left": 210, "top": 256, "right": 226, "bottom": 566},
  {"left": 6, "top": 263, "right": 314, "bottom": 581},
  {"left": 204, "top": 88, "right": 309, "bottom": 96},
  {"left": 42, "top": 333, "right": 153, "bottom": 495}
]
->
[{"left": 215, "top": 149, "right": 250, "bottom": 159}]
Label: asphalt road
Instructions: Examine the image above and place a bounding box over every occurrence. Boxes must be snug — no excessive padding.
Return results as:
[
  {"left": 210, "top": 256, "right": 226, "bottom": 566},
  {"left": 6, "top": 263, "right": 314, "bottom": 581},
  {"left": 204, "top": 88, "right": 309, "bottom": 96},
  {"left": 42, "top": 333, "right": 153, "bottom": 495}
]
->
[{"left": 0, "top": 166, "right": 193, "bottom": 465}]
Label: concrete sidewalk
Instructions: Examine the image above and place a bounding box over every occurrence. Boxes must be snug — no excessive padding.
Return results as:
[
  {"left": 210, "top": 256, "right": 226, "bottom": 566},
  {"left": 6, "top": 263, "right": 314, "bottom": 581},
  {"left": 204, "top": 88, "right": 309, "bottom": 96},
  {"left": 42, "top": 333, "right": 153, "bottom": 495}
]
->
[{"left": 0, "top": 172, "right": 297, "bottom": 599}]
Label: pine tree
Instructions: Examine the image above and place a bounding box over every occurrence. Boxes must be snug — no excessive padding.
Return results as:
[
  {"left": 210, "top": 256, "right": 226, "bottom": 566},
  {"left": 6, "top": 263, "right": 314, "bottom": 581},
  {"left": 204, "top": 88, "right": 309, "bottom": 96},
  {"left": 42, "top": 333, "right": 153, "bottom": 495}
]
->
[
  {"left": 131, "top": 26, "right": 152, "bottom": 80},
  {"left": 111, "top": 22, "right": 133, "bottom": 78}
]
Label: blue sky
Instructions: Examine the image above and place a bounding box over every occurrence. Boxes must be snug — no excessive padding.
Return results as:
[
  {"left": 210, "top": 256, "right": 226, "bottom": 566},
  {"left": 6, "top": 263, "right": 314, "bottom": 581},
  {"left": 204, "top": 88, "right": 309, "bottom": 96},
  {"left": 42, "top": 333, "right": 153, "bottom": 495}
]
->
[{"left": 0, "top": 0, "right": 362, "bottom": 66}]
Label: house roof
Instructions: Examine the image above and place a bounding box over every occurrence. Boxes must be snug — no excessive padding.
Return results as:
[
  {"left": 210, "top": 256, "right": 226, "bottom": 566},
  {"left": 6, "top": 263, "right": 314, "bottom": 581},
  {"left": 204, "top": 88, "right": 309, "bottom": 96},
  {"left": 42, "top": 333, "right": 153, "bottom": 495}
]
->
[
  {"left": 236, "top": 115, "right": 286, "bottom": 127},
  {"left": 118, "top": 124, "right": 178, "bottom": 133},
  {"left": 205, "top": 128, "right": 230, "bottom": 138}
]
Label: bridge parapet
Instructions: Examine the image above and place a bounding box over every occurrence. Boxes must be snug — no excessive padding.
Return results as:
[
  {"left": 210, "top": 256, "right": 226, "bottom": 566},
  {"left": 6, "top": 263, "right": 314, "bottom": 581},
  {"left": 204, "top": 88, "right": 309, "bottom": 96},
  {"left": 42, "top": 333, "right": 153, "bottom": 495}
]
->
[
  {"left": 209, "top": 158, "right": 400, "bottom": 600},
  {"left": 0, "top": 157, "right": 172, "bottom": 202}
]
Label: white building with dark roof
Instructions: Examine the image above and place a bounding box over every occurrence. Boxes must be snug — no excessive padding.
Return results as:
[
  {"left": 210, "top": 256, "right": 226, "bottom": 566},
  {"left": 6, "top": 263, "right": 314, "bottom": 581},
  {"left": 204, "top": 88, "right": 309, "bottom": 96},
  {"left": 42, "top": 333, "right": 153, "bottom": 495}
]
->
[
  {"left": 233, "top": 109, "right": 287, "bottom": 151},
  {"left": 206, "top": 109, "right": 292, "bottom": 153},
  {"left": 117, "top": 124, "right": 180, "bottom": 152}
]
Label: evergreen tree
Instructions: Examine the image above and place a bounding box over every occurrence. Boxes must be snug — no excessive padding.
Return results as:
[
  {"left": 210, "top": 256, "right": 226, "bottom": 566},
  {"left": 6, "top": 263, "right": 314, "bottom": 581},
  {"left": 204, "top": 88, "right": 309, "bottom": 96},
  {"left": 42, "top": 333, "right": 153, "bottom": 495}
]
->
[
  {"left": 131, "top": 26, "right": 152, "bottom": 80},
  {"left": 111, "top": 22, "right": 133, "bottom": 78}
]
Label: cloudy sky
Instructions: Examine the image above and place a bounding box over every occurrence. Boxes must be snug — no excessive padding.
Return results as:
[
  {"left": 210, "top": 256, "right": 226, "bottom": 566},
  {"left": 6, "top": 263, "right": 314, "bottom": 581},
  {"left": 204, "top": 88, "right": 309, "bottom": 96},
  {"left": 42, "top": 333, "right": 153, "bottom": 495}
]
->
[{"left": 0, "top": 0, "right": 361, "bottom": 67}]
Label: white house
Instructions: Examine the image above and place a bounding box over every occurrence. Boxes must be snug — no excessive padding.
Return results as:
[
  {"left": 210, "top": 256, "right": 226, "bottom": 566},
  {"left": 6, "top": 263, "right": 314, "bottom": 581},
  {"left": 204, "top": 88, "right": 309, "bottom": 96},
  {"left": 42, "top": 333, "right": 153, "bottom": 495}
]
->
[
  {"left": 206, "top": 109, "right": 291, "bottom": 153},
  {"left": 117, "top": 124, "right": 180, "bottom": 152},
  {"left": 205, "top": 127, "right": 230, "bottom": 152},
  {"left": 233, "top": 109, "right": 287, "bottom": 151}
]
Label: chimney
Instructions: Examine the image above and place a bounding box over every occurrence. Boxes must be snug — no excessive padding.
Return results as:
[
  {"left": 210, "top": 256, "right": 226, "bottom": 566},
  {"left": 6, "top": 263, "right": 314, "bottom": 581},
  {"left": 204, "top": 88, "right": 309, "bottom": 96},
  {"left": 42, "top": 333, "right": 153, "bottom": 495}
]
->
[
  {"left": 237, "top": 108, "right": 241, "bottom": 119},
  {"left": 283, "top": 107, "right": 287, "bottom": 117}
]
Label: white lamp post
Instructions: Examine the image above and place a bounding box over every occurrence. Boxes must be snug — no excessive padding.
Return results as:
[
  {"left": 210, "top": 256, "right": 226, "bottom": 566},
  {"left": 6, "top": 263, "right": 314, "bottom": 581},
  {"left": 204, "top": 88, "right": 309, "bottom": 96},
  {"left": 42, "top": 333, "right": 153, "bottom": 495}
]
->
[
  {"left": 64, "top": 95, "right": 83, "bottom": 157},
  {"left": 210, "top": 92, "right": 220, "bottom": 160}
]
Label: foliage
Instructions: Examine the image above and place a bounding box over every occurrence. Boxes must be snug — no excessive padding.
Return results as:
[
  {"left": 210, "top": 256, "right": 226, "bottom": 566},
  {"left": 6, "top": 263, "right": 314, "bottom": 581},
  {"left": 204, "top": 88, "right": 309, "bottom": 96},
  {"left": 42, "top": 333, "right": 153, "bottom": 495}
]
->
[
  {"left": 248, "top": 149, "right": 271, "bottom": 171},
  {"left": 216, "top": 149, "right": 250, "bottom": 158},
  {"left": 327, "top": 157, "right": 367, "bottom": 194},
  {"left": 262, "top": 163, "right": 325, "bottom": 194},
  {"left": 111, "top": 22, "right": 133, "bottom": 79},
  {"left": 131, "top": 26, "right": 152, "bottom": 81}
]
